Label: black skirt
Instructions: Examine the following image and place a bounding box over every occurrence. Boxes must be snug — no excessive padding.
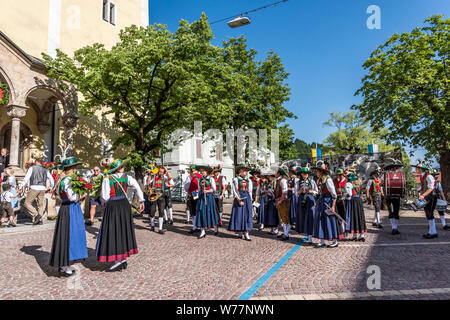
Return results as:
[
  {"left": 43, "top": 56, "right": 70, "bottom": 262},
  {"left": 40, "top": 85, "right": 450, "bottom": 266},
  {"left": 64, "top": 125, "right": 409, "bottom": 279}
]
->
[
  {"left": 345, "top": 197, "right": 367, "bottom": 234},
  {"left": 96, "top": 198, "right": 138, "bottom": 262}
]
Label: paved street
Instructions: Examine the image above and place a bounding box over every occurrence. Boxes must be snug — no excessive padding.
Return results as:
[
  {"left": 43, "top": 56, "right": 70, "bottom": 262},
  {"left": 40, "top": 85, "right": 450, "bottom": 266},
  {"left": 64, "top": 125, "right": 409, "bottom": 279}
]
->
[{"left": 0, "top": 199, "right": 449, "bottom": 300}]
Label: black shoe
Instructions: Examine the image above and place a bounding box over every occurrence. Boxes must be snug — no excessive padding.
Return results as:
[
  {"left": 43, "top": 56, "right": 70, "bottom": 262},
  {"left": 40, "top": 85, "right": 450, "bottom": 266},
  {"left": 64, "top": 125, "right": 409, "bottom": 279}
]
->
[
  {"left": 85, "top": 220, "right": 94, "bottom": 226},
  {"left": 350, "top": 238, "right": 357, "bottom": 241},
  {"left": 150, "top": 226, "right": 155, "bottom": 231},
  {"left": 443, "top": 225, "right": 450, "bottom": 231},
  {"left": 244, "top": 237, "right": 252, "bottom": 241},
  {"left": 327, "top": 242, "right": 339, "bottom": 248},
  {"left": 158, "top": 229, "right": 165, "bottom": 235},
  {"left": 169, "top": 219, "right": 174, "bottom": 225},
  {"left": 357, "top": 237, "right": 366, "bottom": 242},
  {"left": 277, "top": 233, "right": 284, "bottom": 239},
  {"left": 423, "top": 233, "right": 438, "bottom": 239},
  {"left": 33, "top": 215, "right": 42, "bottom": 225},
  {"left": 280, "top": 234, "right": 290, "bottom": 241},
  {"left": 372, "top": 222, "right": 377, "bottom": 227},
  {"left": 392, "top": 229, "right": 400, "bottom": 235},
  {"left": 188, "top": 229, "right": 199, "bottom": 234},
  {"left": 59, "top": 268, "right": 76, "bottom": 276},
  {"left": 122, "top": 261, "right": 127, "bottom": 270},
  {"left": 303, "top": 242, "right": 313, "bottom": 246},
  {"left": 315, "top": 243, "right": 325, "bottom": 248},
  {"left": 376, "top": 224, "right": 383, "bottom": 229}
]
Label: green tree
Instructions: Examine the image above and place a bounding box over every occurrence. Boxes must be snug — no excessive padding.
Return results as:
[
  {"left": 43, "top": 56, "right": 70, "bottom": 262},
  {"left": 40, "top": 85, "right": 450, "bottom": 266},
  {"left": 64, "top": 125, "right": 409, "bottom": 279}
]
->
[{"left": 353, "top": 15, "right": 450, "bottom": 199}]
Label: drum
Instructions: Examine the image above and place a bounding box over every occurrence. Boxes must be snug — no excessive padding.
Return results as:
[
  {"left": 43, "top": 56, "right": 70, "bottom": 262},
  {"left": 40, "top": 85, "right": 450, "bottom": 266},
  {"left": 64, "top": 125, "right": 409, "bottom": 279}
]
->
[
  {"left": 384, "top": 170, "right": 406, "bottom": 198},
  {"left": 436, "top": 199, "right": 448, "bottom": 212},
  {"left": 415, "top": 199, "right": 428, "bottom": 209},
  {"left": 276, "top": 198, "right": 290, "bottom": 224}
]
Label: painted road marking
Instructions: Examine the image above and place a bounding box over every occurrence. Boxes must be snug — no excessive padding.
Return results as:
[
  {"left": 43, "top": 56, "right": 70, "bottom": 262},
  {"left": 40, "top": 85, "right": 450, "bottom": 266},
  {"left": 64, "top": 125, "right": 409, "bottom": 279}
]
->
[{"left": 238, "top": 236, "right": 308, "bottom": 300}]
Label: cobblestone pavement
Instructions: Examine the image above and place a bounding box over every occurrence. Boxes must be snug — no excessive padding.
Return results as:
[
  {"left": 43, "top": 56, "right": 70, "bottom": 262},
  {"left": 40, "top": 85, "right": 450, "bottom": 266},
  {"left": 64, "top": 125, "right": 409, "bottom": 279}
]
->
[{"left": 0, "top": 199, "right": 449, "bottom": 300}]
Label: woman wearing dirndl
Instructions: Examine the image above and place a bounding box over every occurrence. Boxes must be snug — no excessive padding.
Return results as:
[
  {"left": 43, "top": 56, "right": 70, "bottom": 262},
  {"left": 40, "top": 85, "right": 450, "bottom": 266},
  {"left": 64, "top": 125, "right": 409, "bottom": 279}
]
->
[
  {"left": 195, "top": 165, "right": 219, "bottom": 239},
  {"left": 263, "top": 175, "right": 279, "bottom": 234},
  {"left": 256, "top": 176, "right": 270, "bottom": 230},
  {"left": 49, "top": 157, "right": 88, "bottom": 276},
  {"left": 312, "top": 161, "right": 343, "bottom": 248},
  {"left": 295, "top": 165, "right": 318, "bottom": 245},
  {"left": 96, "top": 159, "right": 144, "bottom": 272},
  {"left": 344, "top": 173, "right": 367, "bottom": 241},
  {"left": 229, "top": 165, "right": 253, "bottom": 241},
  {"left": 288, "top": 168, "right": 299, "bottom": 228}
]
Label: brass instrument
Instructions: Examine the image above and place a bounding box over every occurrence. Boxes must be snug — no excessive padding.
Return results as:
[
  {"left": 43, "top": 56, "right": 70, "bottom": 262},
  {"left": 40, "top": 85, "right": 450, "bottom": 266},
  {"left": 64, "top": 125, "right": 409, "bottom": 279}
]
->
[{"left": 144, "top": 186, "right": 162, "bottom": 202}]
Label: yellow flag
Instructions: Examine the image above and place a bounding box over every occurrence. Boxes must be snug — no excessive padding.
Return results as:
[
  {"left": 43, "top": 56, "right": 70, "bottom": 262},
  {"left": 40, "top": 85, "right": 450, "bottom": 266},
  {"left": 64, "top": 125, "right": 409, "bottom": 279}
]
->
[{"left": 312, "top": 148, "right": 317, "bottom": 158}]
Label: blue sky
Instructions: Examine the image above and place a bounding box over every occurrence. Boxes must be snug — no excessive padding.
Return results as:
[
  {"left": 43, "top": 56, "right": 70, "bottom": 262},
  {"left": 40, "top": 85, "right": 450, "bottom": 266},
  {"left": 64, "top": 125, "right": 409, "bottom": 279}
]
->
[{"left": 149, "top": 0, "right": 449, "bottom": 164}]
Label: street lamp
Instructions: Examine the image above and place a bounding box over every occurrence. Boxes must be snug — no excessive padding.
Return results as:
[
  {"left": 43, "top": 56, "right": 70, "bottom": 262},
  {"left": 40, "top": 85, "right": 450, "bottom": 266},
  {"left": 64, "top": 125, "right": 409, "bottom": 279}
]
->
[{"left": 227, "top": 16, "right": 251, "bottom": 28}]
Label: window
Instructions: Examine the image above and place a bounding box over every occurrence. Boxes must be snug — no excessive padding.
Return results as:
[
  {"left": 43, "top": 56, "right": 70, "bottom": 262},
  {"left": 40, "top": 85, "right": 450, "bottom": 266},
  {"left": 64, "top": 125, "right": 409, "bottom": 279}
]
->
[
  {"left": 102, "top": 0, "right": 109, "bottom": 21},
  {"left": 110, "top": 2, "right": 116, "bottom": 25},
  {"left": 101, "top": 0, "right": 116, "bottom": 25},
  {"left": 196, "top": 140, "right": 202, "bottom": 159}
]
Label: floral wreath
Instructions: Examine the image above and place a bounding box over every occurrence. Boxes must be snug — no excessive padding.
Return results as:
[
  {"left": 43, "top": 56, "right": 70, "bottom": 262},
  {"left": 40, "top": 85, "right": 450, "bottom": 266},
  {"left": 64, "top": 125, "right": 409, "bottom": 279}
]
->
[{"left": 0, "top": 82, "right": 9, "bottom": 105}]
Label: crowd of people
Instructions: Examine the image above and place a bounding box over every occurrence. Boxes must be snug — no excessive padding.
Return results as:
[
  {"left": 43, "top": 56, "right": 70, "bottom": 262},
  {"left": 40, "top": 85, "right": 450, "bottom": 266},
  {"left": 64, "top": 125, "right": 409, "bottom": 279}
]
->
[{"left": 1, "top": 155, "right": 447, "bottom": 277}]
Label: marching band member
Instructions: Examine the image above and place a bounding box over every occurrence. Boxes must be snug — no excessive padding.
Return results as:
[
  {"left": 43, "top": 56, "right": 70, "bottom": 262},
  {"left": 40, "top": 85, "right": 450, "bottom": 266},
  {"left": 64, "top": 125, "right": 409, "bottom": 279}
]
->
[
  {"left": 148, "top": 167, "right": 169, "bottom": 234},
  {"left": 416, "top": 163, "right": 439, "bottom": 239},
  {"left": 213, "top": 165, "right": 227, "bottom": 227},
  {"left": 295, "top": 166, "right": 318, "bottom": 245},
  {"left": 334, "top": 168, "right": 347, "bottom": 236},
  {"left": 96, "top": 158, "right": 144, "bottom": 271},
  {"left": 432, "top": 170, "right": 449, "bottom": 231},
  {"left": 162, "top": 167, "right": 175, "bottom": 225},
  {"left": 49, "top": 157, "right": 88, "bottom": 276},
  {"left": 313, "top": 162, "right": 342, "bottom": 248},
  {"left": 288, "top": 168, "right": 299, "bottom": 229},
  {"left": 195, "top": 165, "right": 219, "bottom": 238},
  {"left": 384, "top": 161, "right": 404, "bottom": 235},
  {"left": 366, "top": 168, "right": 384, "bottom": 229},
  {"left": 185, "top": 165, "right": 202, "bottom": 234},
  {"left": 264, "top": 175, "right": 279, "bottom": 234},
  {"left": 274, "top": 167, "right": 290, "bottom": 240},
  {"left": 229, "top": 165, "right": 253, "bottom": 241},
  {"left": 344, "top": 173, "right": 367, "bottom": 241}
]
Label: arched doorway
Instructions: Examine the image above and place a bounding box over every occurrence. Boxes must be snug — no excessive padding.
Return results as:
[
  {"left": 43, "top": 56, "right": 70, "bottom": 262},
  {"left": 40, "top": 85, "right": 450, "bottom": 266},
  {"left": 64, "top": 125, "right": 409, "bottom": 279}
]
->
[{"left": 0, "top": 122, "right": 32, "bottom": 168}]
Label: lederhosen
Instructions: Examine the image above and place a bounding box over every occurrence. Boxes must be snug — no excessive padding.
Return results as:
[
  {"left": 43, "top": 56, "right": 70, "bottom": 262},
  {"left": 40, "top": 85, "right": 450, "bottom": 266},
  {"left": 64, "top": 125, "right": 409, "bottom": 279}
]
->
[
  {"left": 150, "top": 175, "right": 166, "bottom": 218},
  {"left": 334, "top": 177, "right": 347, "bottom": 221},
  {"left": 164, "top": 177, "right": 173, "bottom": 210},
  {"left": 370, "top": 178, "right": 382, "bottom": 212},
  {"left": 386, "top": 170, "right": 401, "bottom": 220},
  {"left": 214, "top": 175, "right": 224, "bottom": 215},
  {"left": 421, "top": 172, "right": 438, "bottom": 220}
]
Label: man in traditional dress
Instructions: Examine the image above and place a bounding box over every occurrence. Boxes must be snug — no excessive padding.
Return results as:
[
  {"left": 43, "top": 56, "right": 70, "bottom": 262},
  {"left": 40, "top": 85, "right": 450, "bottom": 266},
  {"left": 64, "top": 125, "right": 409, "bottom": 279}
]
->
[
  {"left": 416, "top": 163, "right": 439, "bottom": 239},
  {"left": 366, "top": 168, "right": 384, "bottom": 229},
  {"left": 212, "top": 165, "right": 226, "bottom": 227},
  {"left": 274, "top": 167, "right": 290, "bottom": 240}
]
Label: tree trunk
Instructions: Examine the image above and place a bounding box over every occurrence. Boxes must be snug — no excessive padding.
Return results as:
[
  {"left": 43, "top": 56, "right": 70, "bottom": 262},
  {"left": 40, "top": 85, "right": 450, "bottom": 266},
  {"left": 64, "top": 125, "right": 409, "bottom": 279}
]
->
[{"left": 439, "top": 149, "right": 450, "bottom": 202}]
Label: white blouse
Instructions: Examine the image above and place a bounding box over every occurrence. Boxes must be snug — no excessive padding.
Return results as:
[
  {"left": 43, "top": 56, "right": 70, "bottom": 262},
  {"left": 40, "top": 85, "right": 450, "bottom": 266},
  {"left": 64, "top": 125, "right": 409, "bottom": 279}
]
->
[
  {"left": 232, "top": 177, "right": 253, "bottom": 200},
  {"left": 101, "top": 173, "right": 144, "bottom": 203}
]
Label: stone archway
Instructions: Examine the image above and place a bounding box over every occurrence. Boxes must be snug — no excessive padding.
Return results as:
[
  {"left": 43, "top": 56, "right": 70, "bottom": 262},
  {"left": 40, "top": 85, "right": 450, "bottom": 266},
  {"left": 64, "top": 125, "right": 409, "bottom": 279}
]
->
[{"left": 0, "top": 121, "right": 32, "bottom": 168}]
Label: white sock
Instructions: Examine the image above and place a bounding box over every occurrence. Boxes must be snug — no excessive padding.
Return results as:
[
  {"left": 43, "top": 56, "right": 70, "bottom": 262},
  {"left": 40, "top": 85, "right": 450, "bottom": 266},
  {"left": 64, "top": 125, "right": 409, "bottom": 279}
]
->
[
  {"left": 429, "top": 219, "right": 437, "bottom": 235},
  {"left": 320, "top": 239, "right": 325, "bottom": 245},
  {"left": 192, "top": 216, "right": 197, "bottom": 230},
  {"left": 150, "top": 217, "right": 155, "bottom": 227},
  {"left": 308, "top": 235, "right": 312, "bottom": 243},
  {"left": 158, "top": 217, "right": 163, "bottom": 231},
  {"left": 219, "top": 212, "right": 223, "bottom": 221},
  {"left": 394, "top": 219, "right": 399, "bottom": 229},
  {"left": 215, "top": 225, "right": 218, "bottom": 232},
  {"left": 199, "top": 229, "right": 205, "bottom": 237},
  {"left": 244, "top": 232, "right": 250, "bottom": 240},
  {"left": 375, "top": 212, "right": 380, "bottom": 224},
  {"left": 359, "top": 234, "right": 365, "bottom": 239},
  {"left": 440, "top": 215, "right": 446, "bottom": 227},
  {"left": 164, "top": 209, "right": 168, "bottom": 220},
  {"left": 284, "top": 224, "right": 291, "bottom": 237},
  {"left": 260, "top": 223, "right": 264, "bottom": 229},
  {"left": 186, "top": 210, "right": 190, "bottom": 222},
  {"left": 55, "top": 206, "right": 60, "bottom": 215},
  {"left": 169, "top": 208, "right": 173, "bottom": 220},
  {"left": 390, "top": 218, "right": 395, "bottom": 229}
]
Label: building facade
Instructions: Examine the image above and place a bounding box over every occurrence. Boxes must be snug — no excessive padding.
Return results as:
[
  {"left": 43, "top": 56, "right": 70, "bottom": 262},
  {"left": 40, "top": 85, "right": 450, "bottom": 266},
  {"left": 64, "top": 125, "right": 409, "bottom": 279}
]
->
[{"left": 0, "top": 0, "right": 149, "bottom": 175}]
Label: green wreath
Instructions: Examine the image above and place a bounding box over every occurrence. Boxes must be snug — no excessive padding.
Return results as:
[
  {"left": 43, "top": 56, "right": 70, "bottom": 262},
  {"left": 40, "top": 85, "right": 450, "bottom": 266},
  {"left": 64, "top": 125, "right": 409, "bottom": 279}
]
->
[{"left": 0, "top": 82, "right": 9, "bottom": 105}]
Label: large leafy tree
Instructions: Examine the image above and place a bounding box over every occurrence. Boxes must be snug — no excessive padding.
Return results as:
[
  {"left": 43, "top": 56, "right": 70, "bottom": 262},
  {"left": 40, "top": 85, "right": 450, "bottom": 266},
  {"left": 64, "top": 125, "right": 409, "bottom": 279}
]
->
[{"left": 353, "top": 15, "right": 450, "bottom": 198}]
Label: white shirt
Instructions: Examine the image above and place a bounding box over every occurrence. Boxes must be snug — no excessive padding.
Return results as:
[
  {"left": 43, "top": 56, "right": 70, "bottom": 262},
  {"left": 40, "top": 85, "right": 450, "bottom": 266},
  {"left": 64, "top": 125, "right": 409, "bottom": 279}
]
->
[
  {"left": 101, "top": 173, "right": 144, "bottom": 203},
  {"left": 276, "top": 177, "right": 288, "bottom": 196},
  {"left": 297, "top": 178, "right": 319, "bottom": 196},
  {"left": 344, "top": 182, "right": 354, "bottom": 200},
  {"left": 232, "top": 176, "right": 253, "bottom": 200},
  {"left": 19, "top": 166, "right": 54, "bottom": 190},
  {"left": 321, "top": 177, "right": 338, "bottom": 200},
  {"left": 148, "top": 174, "right": 174, "bottom": 189},
  {"left": 422, "top": 173, "right": 435, "bottom": 190},
  {"left": 288, "top": 177, "right": 299, "bottom": 193},
  {"left": 59, "top": 177, "right": 80, "bottom": 203}
]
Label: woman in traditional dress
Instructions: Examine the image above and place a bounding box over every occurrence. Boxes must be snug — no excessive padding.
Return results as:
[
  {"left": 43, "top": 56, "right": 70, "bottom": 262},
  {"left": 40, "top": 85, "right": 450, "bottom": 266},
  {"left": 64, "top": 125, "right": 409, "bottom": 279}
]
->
[
  {"left": 96, "top": 158, "right": 144, "bottom": 272},
  {"left": 229, "top": 166, "right": 253, "bottom": 241},
  {"left": 49, "top": 157, "right": 88, "bottom": 276},
  {"left": 195, "top": 165, "right": 219, "bottom": 238},
  {"left": 288, "top": 168, "right": 299, "bottom": 228},
  {"left": 256, "top": 176, "right": 270, "bottom": 230},
  {"left": 312, "top": 161, "right": 343, "bottom": 248},
  {"left": 295, "top": 166, "right": 318, "bottom": 245},
  {"left": 263, "top": 175, "right": 279, "bottom": 235},
  {"left": 344, "top": 173, "right": 367, "bottom": 241}
]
